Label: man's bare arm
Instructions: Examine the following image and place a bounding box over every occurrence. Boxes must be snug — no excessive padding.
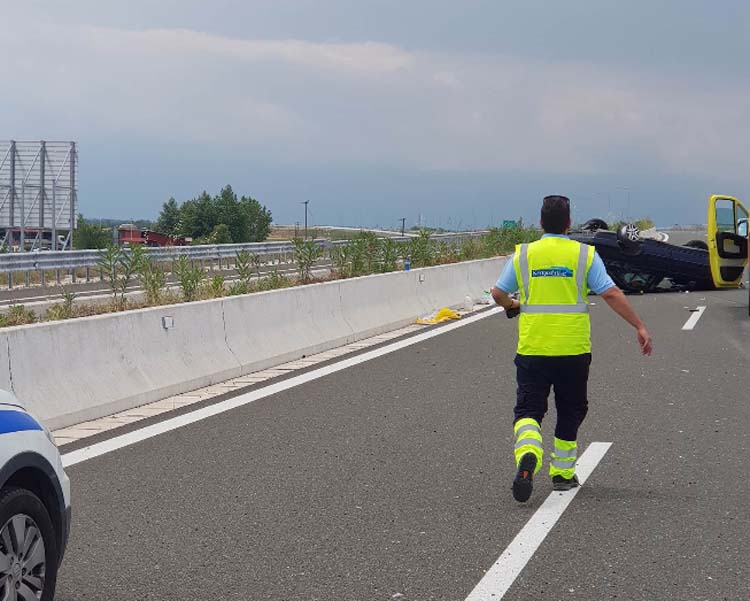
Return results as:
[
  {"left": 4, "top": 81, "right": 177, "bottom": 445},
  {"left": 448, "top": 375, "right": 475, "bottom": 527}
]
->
[
  {"left": 491, "top": 286, "right": 519, "bottom": 311},
  {"left": 599, "top": 287, "right": 653, "bottom": 355}
]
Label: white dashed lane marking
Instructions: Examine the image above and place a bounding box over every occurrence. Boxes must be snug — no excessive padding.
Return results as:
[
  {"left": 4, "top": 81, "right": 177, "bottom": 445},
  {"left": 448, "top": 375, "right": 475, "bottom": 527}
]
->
[
  {"left": 681, "top": 305, "right": 706, "bottom": 330},
  {"left": 464, "top": 442, "right": 612, "bottom": 601}
]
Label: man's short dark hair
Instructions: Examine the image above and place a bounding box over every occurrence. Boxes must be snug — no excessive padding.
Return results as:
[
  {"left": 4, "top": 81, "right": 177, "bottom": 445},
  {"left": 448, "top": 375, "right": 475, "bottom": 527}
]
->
[{"left": 540, "top": 195, "right": 571, "bottom": 234}]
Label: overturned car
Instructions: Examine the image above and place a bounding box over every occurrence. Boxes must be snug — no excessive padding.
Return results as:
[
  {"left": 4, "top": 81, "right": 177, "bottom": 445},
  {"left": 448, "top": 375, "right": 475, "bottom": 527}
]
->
[{"left": 568, "top": 195, "right": 748, "bottom": 293}]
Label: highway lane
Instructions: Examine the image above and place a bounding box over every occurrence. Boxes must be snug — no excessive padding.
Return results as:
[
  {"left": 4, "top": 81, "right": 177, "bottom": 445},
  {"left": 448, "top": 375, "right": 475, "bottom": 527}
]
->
[{"left": 55, "top": 289, "right": 749, "bottom": 600}]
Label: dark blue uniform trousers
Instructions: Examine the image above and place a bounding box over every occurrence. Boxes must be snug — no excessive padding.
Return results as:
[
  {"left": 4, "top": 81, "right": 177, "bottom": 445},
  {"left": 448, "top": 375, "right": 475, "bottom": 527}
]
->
[{"left": 514, "top": 353, "right": 592, "bottom": 441}]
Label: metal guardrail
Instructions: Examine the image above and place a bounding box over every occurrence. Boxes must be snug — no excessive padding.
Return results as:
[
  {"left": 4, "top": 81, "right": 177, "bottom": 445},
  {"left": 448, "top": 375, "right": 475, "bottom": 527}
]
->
[
  {"left": 0, "top": 240, "right": 315, "bottom": 274},
  {"left": 0, "top": 233, "right": 480, "bottom": 274}
]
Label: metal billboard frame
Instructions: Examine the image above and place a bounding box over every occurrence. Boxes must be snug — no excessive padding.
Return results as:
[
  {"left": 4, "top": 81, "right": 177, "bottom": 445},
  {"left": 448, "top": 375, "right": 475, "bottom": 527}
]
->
[{"left": 0, "top": 140, "right": 78, "bottom": 251}]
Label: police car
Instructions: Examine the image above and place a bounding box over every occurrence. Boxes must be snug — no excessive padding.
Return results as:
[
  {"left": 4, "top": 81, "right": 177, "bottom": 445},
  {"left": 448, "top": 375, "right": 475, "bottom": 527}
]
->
[{"left": 0, "top": 389, "right": 71, "bottom": 600}]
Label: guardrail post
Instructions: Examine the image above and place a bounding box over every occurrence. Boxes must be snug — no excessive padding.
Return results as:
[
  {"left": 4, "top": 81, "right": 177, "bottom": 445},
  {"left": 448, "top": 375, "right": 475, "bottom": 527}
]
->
[
  {"left": 56, "top": 269, "right": 61, "bottom": 284},
  {"left": 7, "top": 272, "right": 12, "bottom": 290},
  {"left": 40, "top": 270, "right": 45, "bottom": 287},
  {"left": 25, "top": 271, "right": 30, "bottom": 287},
  {"left": 85, "top": 267, "right": 90, "bottom": 282},
  {"left": 71, "top": 268, "right": 77, "bottom": 284}
]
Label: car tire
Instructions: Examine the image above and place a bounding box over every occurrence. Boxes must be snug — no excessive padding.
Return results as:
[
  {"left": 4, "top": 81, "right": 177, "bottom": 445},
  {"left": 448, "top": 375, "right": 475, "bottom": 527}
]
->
[
  {"left": 0, "top": 487, "right": 59, "bottom": 601},
  {"left": 581, "top": 218, "right": 609, "bottom": 231},
  {"left": 684, "top": 239, "right": 708, "bottom": 250}
]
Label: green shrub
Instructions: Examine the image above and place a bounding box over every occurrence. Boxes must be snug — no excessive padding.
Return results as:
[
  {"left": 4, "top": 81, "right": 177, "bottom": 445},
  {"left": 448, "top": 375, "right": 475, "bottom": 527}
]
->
[
  {"left": 97, "top": 244, "right": 143, "bottom": 310},
  {"left": 137, "top": 255, "right": 167, "bottom": 305},
  {"left": 408, "top": 230, "right": 436, "bottom": 267},
  {"left": 479, "top": 227, "right": 540, "bottom": 257},
  {"left": 207, "top": 275, "right": 226, "bottom": 298},
  {"left": 379, "top": 238, "right": 400, "bottom": 272},
  {"left": 330, "top": 244, "right": 350, "bottom": 276},
  {"left": 348, "top": 236, "right": 367, "bottom": 276},
  {"left": 235, "top": 250, "right": 253, "bottom": 286},
  {"left": 174, "top": 255, "right": 205, "bottom": 302},
  {"left": 258, "top": 268, "right": 290, "bottom": 291},
  {"left": 0, "top": 305, "right": 37, "bottom": 327},
  {"left": 46, "top": 288, "right": 76, "bottom": 321},
  {"left": 228, "top": 281, "right": 248, "bottom": 296},
  {"left": 459, "top": 237, "right": 482, "bottom": 261},
  {"left": 292, "top": 238, "right": 321, "bottom": 283}
]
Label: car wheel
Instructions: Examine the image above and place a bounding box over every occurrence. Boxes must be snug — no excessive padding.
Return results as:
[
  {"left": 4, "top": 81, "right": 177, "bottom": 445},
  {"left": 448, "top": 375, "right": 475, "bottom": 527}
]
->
[
  {"left": 0, "top": 487, "right": 59, "bottom": 601},
  {"left": 684, "top": 239, "right": 708, "bottom": 250},
  {"left": 581, "top": 218, "right": 609, "bottom": 231},
  {"left": 616, "top": 224, "right": 643, "bottom": 256}
]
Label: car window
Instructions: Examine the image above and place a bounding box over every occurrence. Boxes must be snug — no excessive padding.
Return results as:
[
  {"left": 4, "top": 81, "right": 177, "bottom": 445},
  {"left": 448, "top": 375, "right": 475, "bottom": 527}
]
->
[{"left": 715, "top": 199, "right": 736, "bottom": 233}]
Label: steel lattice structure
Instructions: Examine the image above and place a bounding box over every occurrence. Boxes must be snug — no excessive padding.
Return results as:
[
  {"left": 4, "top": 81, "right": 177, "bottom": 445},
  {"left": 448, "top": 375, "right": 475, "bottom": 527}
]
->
[{"left": 0, "top": 140, "right": 78, "bottom": 251}]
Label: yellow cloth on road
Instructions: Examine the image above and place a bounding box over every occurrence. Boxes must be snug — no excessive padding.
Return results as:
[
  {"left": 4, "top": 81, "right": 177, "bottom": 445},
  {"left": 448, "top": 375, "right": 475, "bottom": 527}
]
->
[{"left": 416, "top": 307, "right": 461, "bottom": 325}]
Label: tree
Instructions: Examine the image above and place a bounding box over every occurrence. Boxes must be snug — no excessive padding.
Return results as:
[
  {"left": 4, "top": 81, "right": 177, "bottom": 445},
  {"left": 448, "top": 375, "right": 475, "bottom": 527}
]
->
[
  {"left": 215, "top": 185, "right": 248, "bottom": 243},
  {"left": 155, "top": 198, "right": 180, "bottom": 235},
  {"left": 165, "top": 186, "right": 273, "bottom": 243},
  {"left": 240, "top": 195, "right": 273, "bottom": 242},
  {"left": 177, "top": 192, "right": 215, "bottom": 239},
  {"left": 209, "top": 223, "right": 233, "bottom": 244},
  {"left": 73, "top": 215, "right": 112, "bottom": 249}
]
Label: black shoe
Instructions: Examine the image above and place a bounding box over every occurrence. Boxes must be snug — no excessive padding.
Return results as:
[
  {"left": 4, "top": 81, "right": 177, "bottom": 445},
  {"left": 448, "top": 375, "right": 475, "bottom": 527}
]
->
[
  {"left": 512, "top": 453, "right": 537, "bottom": 502},
  {"left": 552, "top": 474, "right": 580, "bottom": 491}
]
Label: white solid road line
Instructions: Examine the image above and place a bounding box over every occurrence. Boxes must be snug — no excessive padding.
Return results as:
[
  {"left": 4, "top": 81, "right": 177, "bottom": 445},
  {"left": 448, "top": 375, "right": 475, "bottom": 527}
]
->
[
  {"left": 681, "top": 305, "right": 706, "bottom": 331},
  {"left": 464, "top": 442, "right": 613, "bottom": 601},
  {"left": 62, "top": 306, "right": 503, "bottom": 467}
]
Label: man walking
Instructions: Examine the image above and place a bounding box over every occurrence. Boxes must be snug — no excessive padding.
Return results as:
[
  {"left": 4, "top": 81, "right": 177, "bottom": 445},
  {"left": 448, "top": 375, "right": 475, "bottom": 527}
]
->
[{"left": 491, "top": 195, "right": 652, "bottom": 502}]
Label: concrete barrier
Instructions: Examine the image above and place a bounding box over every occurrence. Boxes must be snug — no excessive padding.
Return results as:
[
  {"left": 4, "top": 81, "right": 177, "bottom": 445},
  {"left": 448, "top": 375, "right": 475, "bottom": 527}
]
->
[{"left": 0, "top": 257, "right": 506, "bottom": 430}]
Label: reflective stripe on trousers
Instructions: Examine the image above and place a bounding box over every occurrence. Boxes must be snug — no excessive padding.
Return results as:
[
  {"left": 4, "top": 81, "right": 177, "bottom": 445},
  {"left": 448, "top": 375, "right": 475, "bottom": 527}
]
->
[
  {"left": 549, "top": 437, "right": 577, "bottom": 478},
  {"left": 513, "top": 417, "right": 543, "bottom": 475}
]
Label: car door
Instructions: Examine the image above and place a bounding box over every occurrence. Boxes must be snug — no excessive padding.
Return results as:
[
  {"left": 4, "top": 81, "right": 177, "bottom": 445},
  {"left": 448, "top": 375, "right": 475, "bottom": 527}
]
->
[{"left": 707, "top": 195, "right": 749, "bottom": 288}]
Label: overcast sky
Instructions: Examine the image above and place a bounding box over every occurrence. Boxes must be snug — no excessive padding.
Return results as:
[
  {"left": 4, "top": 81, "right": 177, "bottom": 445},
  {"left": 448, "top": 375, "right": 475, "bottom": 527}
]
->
[{"left": 2, "top": 1, "right": 748, "bottom": 228}]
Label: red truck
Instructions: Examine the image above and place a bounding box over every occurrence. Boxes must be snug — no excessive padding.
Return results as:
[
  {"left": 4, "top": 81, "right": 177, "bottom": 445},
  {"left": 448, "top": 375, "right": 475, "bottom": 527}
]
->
[{"left": 117, "top": 224, "right": 186, "bottom": 247}]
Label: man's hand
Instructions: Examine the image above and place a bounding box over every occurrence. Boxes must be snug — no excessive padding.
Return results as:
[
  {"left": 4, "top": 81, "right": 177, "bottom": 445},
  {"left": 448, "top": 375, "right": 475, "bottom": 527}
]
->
[
  {"left": 637, "top": 326, "right": 652, "bottom": 356},
  {"left": 601, "top": 287, "right": 653, "bottom": 356}
]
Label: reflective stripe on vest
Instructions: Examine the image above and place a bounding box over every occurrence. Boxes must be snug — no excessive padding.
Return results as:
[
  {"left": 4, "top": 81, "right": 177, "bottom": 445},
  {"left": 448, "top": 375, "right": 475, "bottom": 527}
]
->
[{"left": 518, "top": 243, "right": 590, "bottom": 314}]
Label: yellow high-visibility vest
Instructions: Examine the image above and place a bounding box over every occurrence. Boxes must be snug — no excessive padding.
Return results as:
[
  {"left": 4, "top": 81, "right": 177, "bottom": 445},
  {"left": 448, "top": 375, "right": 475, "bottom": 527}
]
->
[{"left": 512, "top": 237, "right": 595, "bottom": 356}]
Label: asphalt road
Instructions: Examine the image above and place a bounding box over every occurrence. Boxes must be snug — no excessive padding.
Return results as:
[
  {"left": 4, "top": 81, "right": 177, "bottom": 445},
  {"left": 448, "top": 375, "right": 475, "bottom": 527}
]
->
[
  {"left": 662, "top": 229, "right": 707, "bottom": 246},
  {"left": 55, "top": 288, "right": 749, "bottom": 600}
]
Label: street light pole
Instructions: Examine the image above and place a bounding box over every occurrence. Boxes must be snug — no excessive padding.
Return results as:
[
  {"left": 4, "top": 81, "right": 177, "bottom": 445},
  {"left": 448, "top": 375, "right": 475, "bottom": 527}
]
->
[{"left": 302, "top": 200, "right": 309, "bottom": 239}]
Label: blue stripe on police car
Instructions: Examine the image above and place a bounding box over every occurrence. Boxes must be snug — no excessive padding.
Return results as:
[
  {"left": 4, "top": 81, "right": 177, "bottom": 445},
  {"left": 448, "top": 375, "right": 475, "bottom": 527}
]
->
[{"left": 0, "top": 410, "right": 43, "bottom": 435}]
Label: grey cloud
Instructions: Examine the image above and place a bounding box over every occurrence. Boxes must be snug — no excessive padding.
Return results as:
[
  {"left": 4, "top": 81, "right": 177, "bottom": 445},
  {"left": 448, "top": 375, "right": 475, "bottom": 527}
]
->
[
  {"left": 5, "top": 20, "right": 745, "bottom": 177},
  {"left": 2, "top": 4, "right": 749, "bottom": 224}
]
